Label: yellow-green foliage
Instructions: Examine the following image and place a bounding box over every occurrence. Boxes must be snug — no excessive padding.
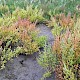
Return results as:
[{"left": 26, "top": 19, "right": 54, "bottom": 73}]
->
[
  {"left": 38, "top": 18, "right": 80, "bottom": 80},
  {"left": 41, "top": 71, "right": 51, "bottom": 80},
  {"left": 0, "top": 16, "right": 16, "bottom": 27},
  {"left": 0, "top": 18, "right": 39, "bottom": 54},
  {"left": 0, "top": 5, "right": 44, "bottom": 27},
  {"left": 0, "top": 47, "right": 22, "bottom": 70},
  {"left": 0, "top": 4, "right": 9, "bottom": 16},
  {"left": 0, "top": 18, "right": 47, "bottom": 70},
  {"left": 38, "top": 45, "right": 56, "bottom": 71},
  {"left": 52, "top": 18, "right": 80, "bottom": 80},
  {"left": 63, "top": 63, "right": 77, "bottom": 80},
  {"left": 47, "top": 13, "right": 75, "bottom": 30},
  {"left": 12, "top": 5, "right": 44, "bottom": 22}
]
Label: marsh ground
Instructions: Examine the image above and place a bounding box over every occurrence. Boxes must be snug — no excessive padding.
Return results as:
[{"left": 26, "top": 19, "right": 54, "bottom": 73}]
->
[{"left": 0, "top": 24, "right": 55, "bottom": 80}]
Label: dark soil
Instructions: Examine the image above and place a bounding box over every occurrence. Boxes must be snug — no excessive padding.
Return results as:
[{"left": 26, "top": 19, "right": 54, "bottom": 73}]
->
[
  {"left": 37, "top": 24, "right": 54, "bottom": 45},
  {"left": 0, "top": 24, "right": 55, "bottom": 80}
]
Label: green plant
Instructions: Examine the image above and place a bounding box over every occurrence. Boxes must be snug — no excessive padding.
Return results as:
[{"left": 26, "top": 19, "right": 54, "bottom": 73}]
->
[
  {"left": 37, "top": 44, "right": 56, "bottom": 79},
  {"left": 52, "top": 25, "right": 63, "bottom": 37},
  {"left": 0, "top": 4, "right": 9, "bottom": 16},
  {"left": 12, "top": 5, "right": 44, "bottom": 22},
  {"left": 44, "top": 18, "right": 80, "bottom": 80},
  {"left": 47, "top": 13, "right": 76, "bottom": 31},
  {"left": 0, "top": 15, "right": 16, "bottom": 27},
  {"left": 0, "top": 0, "right": 80, "bottom": 19},
  {"left": 0, "top": 46, "right": 22, "bottom": 70},
  {"left": 0, "top": 18, "right": 48, "bottom": 69},
  {"left": 34, "top": 36, "right": 47, "bottom": 48},
  {"left": 63, "top": 63, "right": 77, "bottom": 80},
  {"left": 0, "top": 25, "right": 22, "bottom": 69},
  {"left": 52, "top": 20, "right": 80, "bottom": 80},
  {"left": 41, "top": 71, "right": 51, "bottom": 80},
  {"left": 38, "top": 44, "right": 56, "bottom": 71}
]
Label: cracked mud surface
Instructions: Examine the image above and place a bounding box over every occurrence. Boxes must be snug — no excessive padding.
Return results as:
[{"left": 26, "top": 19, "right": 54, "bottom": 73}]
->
[{"left": 0, "top": 24, "right": 55, "bottom": 80}]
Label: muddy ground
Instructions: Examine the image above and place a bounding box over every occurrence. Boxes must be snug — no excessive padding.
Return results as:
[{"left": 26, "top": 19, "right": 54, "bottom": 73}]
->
[{"left": 0, "top": 24, "right": 55, "bottom": 80}]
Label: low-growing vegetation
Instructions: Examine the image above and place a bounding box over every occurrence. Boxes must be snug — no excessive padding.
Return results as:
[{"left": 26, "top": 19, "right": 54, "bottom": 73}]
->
[
  {"left": 38, "top": 17, "right": 80, "bottom": 80},
  {"left": 0, "top": 18, "right": 46, "bottom": 69},
  {"left": 0, "top": 0, "right": 80, "bottom": 80}
]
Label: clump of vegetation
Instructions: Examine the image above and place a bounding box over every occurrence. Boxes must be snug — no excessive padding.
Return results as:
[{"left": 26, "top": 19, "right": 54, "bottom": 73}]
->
[
  {"left": 0, "top": 5, "right": 44, "bottom": 27},
  {"left": 52, "top": 18, "right": 80, "bottom": 80},
  {"left": 37, "top": 44, "right": 56, "bottom": 79},
  {"left": 47, "top": 13, "right": 76, "bottom": 29},
  {"left": 0, "top": 18, "right": 47, "bottom": 70},
  {"left": 38, "top": 45, "right": 56, "bottom": 71},
  {"left": 0, "top": 4, "right": 9, "bottom": 16},
  {"left": 12, "top": 5, "right": 44, "bottom": 22},
  {"left": 38, "top": 18, "right": 80, "bottom": 80},
  {"left": 0, "top": 1, "right": 80, "bottom": 80},
  {"left": 0, "top": 0, "right": 80, "bottom": 19}
]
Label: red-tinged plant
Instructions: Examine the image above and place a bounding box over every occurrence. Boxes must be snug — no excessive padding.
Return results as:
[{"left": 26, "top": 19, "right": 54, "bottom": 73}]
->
[
  {"left": 51, "top": 17, "right": 80, "bottom": 79},
  {"left": 47, "top": 13, "right": 76, "bottom": 32},
  {"left": 72, "top": 32, "right": 80, "bottom": 58},
  {"left": 14, "top": 18, "right": 36, "bottom": 31},
  {"left": 59, "top": 13, "right": 75, "bottom": 29},
  {"left": 0, "top": 18, "right": 45, "bottom": 69},
  {"left": 12, "top": 18, "right": 39, "bottom": 54},
  {"left": 52, "top": 35, "right": 64, "bottom": 80},
  {"left": 52, "top": 35, "right": 61, "bottom": 54}
]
